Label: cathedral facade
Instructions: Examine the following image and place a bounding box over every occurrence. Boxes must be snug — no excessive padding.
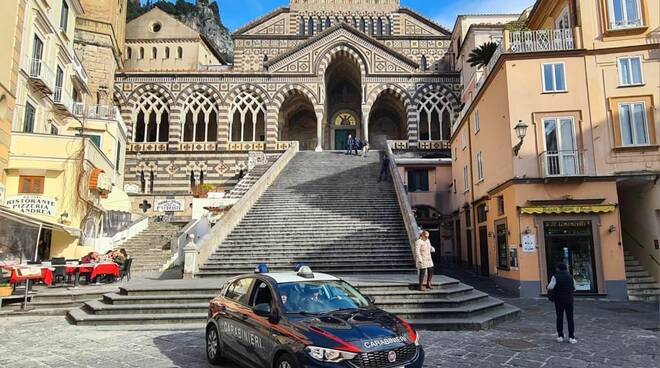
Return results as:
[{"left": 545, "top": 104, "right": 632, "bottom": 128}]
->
[{"left": 116, "top": 0, "right": 460, "bottom": 215}]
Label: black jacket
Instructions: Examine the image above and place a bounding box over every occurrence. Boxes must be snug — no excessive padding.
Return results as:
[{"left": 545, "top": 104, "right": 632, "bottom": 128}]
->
[{"left": 552, "top": 270, "right": 576, "bottom": 304}]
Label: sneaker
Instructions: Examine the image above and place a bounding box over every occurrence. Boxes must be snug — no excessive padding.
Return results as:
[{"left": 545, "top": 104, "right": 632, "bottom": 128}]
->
[
  {"left": 568, "top": 338, "right": 578, "bottom": 344},
  {"left": 556, "top": 337, "right": 564, "bottom": 343}
]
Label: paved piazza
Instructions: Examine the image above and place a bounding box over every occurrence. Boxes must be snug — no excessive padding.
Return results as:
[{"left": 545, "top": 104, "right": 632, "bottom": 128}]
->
[{"left": 0, "top": 299, "right": 656, "bottom": 368}]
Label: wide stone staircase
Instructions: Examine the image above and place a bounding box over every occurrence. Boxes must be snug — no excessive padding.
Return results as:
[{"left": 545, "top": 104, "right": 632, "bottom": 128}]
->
[
  {"left": 624, "top": 251, "right": 660, "bottom": 301},
  {"left": 225, "top": 156, "right": 278, "bottom": 199},
  {"left": 197, "top": 151, "right": 417, "bottom": 277},
  {"left": 66, "top": 276, "right": 519, "bottom": 330},
  {"left": 121, "top": 220, "right": 179, "bottom": 274}
]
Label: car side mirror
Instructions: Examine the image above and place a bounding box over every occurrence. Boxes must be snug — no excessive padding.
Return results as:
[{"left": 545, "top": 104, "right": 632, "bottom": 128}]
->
[
  {"left": 366, "top": 295, "right": 376, "bottom": 304},
  {"left": 253, "top": 303, "right": 272, "bottom": 318}
]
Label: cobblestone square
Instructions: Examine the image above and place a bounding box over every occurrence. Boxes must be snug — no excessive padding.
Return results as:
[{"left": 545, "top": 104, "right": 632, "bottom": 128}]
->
[{"left": 0, "top": 299, "right": 656, "bottom": 368}]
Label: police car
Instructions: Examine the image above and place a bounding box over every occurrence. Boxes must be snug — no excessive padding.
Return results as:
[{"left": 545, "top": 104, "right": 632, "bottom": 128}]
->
[{"left": 206, "top": 265, "right": 424, "bottom": 368}]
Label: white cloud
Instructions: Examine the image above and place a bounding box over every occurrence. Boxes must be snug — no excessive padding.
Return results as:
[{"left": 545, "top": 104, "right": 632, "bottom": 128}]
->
[{"left": 434, "top": 0, "right": 535, "bottom": 28}]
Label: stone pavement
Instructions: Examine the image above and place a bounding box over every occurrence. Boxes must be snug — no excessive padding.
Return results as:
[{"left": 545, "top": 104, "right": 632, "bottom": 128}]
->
[{"left": 0, "top": 298, "right": 657, "bottom": 368}]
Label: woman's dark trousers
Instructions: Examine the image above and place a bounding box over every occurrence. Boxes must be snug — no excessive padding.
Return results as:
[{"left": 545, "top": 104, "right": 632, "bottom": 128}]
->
[{"left": 555, "top": 302, "right": 575, "bottom": 338}]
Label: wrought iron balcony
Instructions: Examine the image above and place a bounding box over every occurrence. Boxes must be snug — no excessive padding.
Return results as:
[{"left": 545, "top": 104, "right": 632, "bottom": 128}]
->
[
  {"left": 508, "top": 28, "right": 575, "bottom": 53},
  {"left": 539, "top": 150, "right": 588, "bottom": 177},
  {"left": 28, "top": 58, "right": 55, "bottom": 94}
]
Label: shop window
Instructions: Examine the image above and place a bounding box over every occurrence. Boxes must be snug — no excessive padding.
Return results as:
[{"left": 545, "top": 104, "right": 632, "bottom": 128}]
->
[
  {"left": 476, "top": 204, "right": 487, "bottom": 223},
  {"left": 618, "top": 56, "right": 643, "bottom": 86},
  {"left": 496, "top": 223, "right": 508, "bottom": 269},
  {"left": 619, "top": 102, "right": 649, "bottom": 146},
  {"left": 497, "top": 196, "right": 505, "bottom": 215},
  {"left": 607, "top": 0, "right": 642, "bottom": 29},
  {"left": 542, "top": 63, "right": 567, "bottom": 93},
  {"left": 19, "top": 176, "right": 45, "bottom": 194},
  {"left": 407, "top": 170, "right": 429, "bottom": 192}
]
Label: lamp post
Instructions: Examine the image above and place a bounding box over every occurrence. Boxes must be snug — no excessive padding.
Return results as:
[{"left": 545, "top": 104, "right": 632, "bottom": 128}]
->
[{"left": 512, "top": 120, "right": 528, "bottom": 157}]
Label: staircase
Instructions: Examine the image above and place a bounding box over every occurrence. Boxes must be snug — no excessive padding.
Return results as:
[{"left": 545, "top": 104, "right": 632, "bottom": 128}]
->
[
  {"left": 197, "top": 151, "right": 416, "bottom": 277},
  {"left": 624, "top": 251, "right": 660, "bottom": 301},
  {"left": 66, "top": 276, "right": 519, "bottom": 330},
  {"left": 121, "top": 220, "right": 179, "bottom": 274},
  {"left": 225, "top": 157, "right": 278, "bottom": 199}
]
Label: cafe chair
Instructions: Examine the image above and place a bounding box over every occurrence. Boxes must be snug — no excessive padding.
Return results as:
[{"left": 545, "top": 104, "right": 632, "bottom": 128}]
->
[
  {"left": 51, "top": 257, "right": 67, "bottom": 285},
  {"left": 120, "top": 258, "right": 133, "bottom": 282}
]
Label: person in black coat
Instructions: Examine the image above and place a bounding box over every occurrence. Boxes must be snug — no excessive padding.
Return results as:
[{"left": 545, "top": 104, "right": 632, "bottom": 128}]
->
[
  {"left": 345, "top": 135, "right": 354, "bottom": 155},
  {"left": 548, "top": 262, "right": 577, "bottom": 344},
  {"left": 378, "top": 155, "right": 390, "bottom": 182}
]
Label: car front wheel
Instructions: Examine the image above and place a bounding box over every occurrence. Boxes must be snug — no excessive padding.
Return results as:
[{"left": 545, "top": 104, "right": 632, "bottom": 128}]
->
[
  {"left": 275, "top": 353, "right": 298, "bottom": 368},
  {"left": 206, "top": 325, "right": 223, "bottom": 365}
]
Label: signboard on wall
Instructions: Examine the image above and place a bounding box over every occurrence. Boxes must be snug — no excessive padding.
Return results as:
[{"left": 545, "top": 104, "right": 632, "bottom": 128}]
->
[
  {"left": 5, "top": 195, "right": 57, "bottom": 216},
  {"left": 154, "top": 199, "right": 184, "bottom": 212},
  {"left": 522, "top": 234, "right": 536, "bottom": 253},
  {"left": 0, "top": 184, "right": 5, "bottom": 206}
]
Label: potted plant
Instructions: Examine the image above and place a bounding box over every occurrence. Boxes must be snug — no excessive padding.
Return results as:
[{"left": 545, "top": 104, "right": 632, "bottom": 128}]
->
[
  {"left": 192, "top": 184, "right": 216, "bottom": 198},
  {"left": 0, "top": 270, "right": 12, "bottom": 297}
]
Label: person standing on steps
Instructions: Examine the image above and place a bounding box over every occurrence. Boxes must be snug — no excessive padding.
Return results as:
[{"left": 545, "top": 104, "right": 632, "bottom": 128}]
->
[
  {"left": 548, "top": 262, "right": 578, "bottom": 344},
  {"left": 346, "top": 134, "right": 354, "bottom": 155},
  {"left": 362, "top": 139, "right": 369, "bottom": 158},
  {"left": 378, "top": 154, "right": 390, "bottom": 182},
  {"left": 415, "top": 230, "right": 435, "bottom": 291}
]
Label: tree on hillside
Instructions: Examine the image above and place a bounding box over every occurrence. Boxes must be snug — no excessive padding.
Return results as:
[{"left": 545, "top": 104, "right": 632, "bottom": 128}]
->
[{"left": 466, "top": 42, "right": 500, "bottom": 68}]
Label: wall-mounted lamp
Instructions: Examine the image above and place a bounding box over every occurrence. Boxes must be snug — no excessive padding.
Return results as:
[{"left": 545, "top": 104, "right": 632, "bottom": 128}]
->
[
  {"left": 608, "top": 225, "right": 617, "bottom": 233},
  {"left": 59, "top": 212, "right": 69, "bottom": 224},
  {"left": 512, "top": 120, "right": 529, "bottom": 157},
  {"left": 523, "top": 226, "right": 532, "bottom": 235}
]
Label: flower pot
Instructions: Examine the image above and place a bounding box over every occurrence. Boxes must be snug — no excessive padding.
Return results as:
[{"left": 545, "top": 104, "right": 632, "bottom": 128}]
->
[{"left": 0, "top": 285, "right": 13, "bottom": 297}]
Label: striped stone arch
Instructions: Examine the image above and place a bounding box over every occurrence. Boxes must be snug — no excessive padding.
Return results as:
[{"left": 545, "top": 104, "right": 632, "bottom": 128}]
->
[
  {"left": 315, "top": 43, "right": 368, "bottom": 77},
  {"left": 172, "top": 84, "right": 223, "bottom": 143},
  {"left": 218, "top": 84, "right": 271, "bottom": 149},
  {"left": 411, "top": 84, "right": 461, "bottom": 144},
  {"left": 268, "top": 84, "right": 321, "bottom": 145},
  {"left": 124, "top": 84, "right": 175, "bottom": 142},
  {"left": 113, "top": 85, "right": 128, "bottom": 108},
  {"left": 364, "top": 84, "right": 416, "bottom": 144}
]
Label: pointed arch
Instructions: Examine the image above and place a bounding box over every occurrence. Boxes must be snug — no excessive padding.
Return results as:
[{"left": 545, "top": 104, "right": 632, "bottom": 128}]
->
[
  {"left": 132, "top": 91, "right": 170, "bottom": 143},
  {"left": 181, "top": 90, "right": 220, "bottom": 143},
  {"left": 315, "top": 43, "right": 368, "bottom": 77},
  {"left": 413, "top": 84, "right": 460, "bottom": 142}
]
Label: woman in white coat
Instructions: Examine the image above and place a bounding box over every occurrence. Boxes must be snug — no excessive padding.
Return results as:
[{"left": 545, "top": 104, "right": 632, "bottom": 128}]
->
[{"left": 415, "top": 230, "right": 435, "bottom": 291}]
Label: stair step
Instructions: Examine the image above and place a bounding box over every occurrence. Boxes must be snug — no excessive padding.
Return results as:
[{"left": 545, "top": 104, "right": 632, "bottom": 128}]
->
[{"left": 104, "top": 293, "right": 215, "bottom": 305}]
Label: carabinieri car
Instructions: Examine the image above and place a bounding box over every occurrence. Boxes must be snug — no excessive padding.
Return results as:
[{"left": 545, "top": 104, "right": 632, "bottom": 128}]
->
[{"left": 206, "top": 265, "right": 424, "bottom": 368}]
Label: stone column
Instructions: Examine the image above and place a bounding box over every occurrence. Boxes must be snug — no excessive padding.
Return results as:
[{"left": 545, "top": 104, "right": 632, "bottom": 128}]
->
[
  {"left": 315, "top": 111, "right": 324, "bottom": 152},
  {"left": 362, "top": 110, "right": 370, "bottom": 143}
]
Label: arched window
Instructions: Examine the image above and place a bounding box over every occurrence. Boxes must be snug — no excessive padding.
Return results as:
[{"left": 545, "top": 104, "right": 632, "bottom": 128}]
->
[
  {"left": 165, "top": 47, "right": 170, "bottom": 59},
  {"left": 229, "top": 91, "right": 267, "bottom": 142},
  {"left": 325, "top": 17, "right": 331, "bottom": 28},
  {"left": 418, "top": 91, "right": 453, "bottom": 141},
  {"left": 307, "top": 16, "right": 314, "bottom": 36},
  {"left": 317, "top": 17, "right": 323, "bottom": 32},
  {"left": 126, "top": 47, "right": 132, "bottom": 60},
  {"left": 152, "top": 47, "right": 157, "bottom": 59},
  {"left": 359, "top": 17, "right": 366, "bottom": 32},
  {"left": 139, "top": 47, "right": 144, "bottom": 59},
  {"left": 177, "top": 47, "right": 183, "bottom": 59},
  {"left": 352, "top": 17, "right": 358, "bottom": 28},
  {"left": 420, "top": 55, "right": 428, "bottom": 71},
  {"left": 299, "top": 17, "right": 305, "bottom": 35},
  {"left": 133, "top": 91, "right": 170, "bottom": 143},
  {"left": 376, "top": 18, "right": 383, "bottom": 36},
  {"left": 182, "top": 90, "right": 218, "bottom": 142},
  {"left": 385, "top": 17, "right": 392, "bottom": 36}
]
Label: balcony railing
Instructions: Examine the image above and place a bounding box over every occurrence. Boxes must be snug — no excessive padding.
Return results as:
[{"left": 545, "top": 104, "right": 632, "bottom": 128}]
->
[
  {"left": 509, "top": 28, "right": 575, "bottom": 53},
  {"left": 28, "top": 58, "right": 55, "bottom": 93},
  {"left": 539, "top": 150, "right": 587, "bottom": 177},
  {"left": 53, "top": 86, "right": 75, "bottom": 115}
]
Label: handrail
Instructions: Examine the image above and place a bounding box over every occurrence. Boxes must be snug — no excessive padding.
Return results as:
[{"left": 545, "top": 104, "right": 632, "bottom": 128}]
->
[
  {"left": 385, "top": 141, "right": 420, "bottom": 263},
  {"left": 191, "top": 142, "right": 300, "bottom": 276}
]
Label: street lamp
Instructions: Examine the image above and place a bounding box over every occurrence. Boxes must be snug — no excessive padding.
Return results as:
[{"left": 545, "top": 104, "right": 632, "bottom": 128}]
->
[{"left": 513, "top": 120, "right": 529, "bottom": 157}]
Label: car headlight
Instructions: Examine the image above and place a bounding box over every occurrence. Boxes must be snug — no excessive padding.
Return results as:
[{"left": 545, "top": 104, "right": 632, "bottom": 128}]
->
[{"left": 305, "top": 346, "right": 358, "bottom": 363}]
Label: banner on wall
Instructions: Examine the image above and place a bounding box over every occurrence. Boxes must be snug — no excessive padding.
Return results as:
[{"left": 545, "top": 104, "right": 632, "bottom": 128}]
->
[
  {"left": 154, "top": 199, "right": 185, "bottom": 212},
  {"left": 5, "top": 195, "right": 57, "bottom": 217}
]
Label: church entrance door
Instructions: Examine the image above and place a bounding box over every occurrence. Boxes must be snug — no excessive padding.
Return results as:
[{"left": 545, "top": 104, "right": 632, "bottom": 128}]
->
[{"left": 335, "top": 129, "right": 355, "bottom": 151}]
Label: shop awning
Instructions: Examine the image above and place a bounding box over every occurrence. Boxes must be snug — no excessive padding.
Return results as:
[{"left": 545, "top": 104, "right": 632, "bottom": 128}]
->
[
  {"left": 100, "top": 188, "right": 132, "bottom": 213},
  {"left": 520, "top": 204, "right": 616, "bottom": 215},
  {"left": 0, "top": 206, "right": 81, "bottom": 237}
]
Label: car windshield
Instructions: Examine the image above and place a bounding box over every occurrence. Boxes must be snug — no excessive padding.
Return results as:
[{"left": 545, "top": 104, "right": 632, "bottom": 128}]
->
[{"left": 277, "top": 280, "right": 370, "bottom": 315}]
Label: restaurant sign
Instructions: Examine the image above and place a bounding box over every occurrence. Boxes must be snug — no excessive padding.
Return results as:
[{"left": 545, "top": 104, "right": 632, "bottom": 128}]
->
[
  {"left": 5, "top": 195, "right": 57, "bottom": 216},
  {"left": 520, "top": 204, "right": 615, "bottom": 215},
  {"left": 154, "top": 199, "right": 184, "bottom": 212}
]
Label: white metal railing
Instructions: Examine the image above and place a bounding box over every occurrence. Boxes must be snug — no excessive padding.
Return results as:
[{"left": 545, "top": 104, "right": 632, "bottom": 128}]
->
[
  {"left": 540, "top": 150, "right": 587, "bottom": 177},
  {"left": 74, "top": 104, "right": 121, "bottom": 121},
  {"left": 53, "top": 86, "right": 75, "bottom": 113},
  {"left": 28, "top": 58, "right": 55, "bottom": 92},
  {"left": 509, "top": 28, "right": 575, "bottom": 53},
  {"left": 71, "top": 53, "right": 89, "bottom": 85}
]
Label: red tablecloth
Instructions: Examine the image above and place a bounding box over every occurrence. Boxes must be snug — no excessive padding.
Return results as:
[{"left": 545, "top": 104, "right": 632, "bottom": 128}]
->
[
  {"left": 65, "top": 263, "right": 120, "bottom": 279},
  {"left": 2, "top": 266, "right": 53, "bottom": 286}
]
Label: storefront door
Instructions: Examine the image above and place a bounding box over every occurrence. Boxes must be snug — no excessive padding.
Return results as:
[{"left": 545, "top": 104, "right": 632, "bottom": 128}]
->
[
  {"left": 334, "top": 130, "right": 355, "bottom": 151},
  {"left": 544, "top": 220, "right": 598, "bottom": 293},
  {"left": 478, "top": 226, "right": 489, "bottom": 276}
]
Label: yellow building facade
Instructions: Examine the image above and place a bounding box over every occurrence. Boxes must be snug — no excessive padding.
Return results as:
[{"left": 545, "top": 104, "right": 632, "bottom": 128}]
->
[
  {"left": 3, "top": 0, "right": 130, "bottom": 260},
  {"left": 450, "top": 0, "right": 658, "bottom": 300}
]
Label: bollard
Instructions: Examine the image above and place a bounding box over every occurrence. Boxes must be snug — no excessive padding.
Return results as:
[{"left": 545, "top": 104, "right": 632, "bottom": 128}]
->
[{"left": 183, "top": 234, "right": 197, "bottom": 279}]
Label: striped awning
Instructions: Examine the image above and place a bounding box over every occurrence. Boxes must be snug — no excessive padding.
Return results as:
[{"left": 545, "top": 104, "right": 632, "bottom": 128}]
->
[{"left": 520, "top": 204, "right": 616, "bottom": 215}]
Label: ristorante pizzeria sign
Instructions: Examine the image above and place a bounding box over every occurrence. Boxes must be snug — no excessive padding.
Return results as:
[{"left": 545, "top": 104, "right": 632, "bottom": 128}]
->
[{"left": 5, "top": 195, "right": 57, "bottom": 216}]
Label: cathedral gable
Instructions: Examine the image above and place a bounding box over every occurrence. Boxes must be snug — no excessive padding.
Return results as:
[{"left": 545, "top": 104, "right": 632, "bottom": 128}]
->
[
  {"left": 234, "top": 8, "right": 290, "bottom": 36},
  {"left": 266, "top": 24, "right": 418, "bottom": 75}
]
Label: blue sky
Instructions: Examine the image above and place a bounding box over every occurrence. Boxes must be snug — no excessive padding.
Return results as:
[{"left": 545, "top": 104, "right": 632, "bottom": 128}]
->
[{"left": 148, "top": 0, "right": 536, "bottom": 31}]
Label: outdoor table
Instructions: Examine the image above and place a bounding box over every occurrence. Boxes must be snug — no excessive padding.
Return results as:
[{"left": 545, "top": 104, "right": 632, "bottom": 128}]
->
[
  {"left": 0, "top": 264, "right": 54, "bottom": 309},
  {"left": 65, "top": 263, "right": 120, "bottom": 287}
]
